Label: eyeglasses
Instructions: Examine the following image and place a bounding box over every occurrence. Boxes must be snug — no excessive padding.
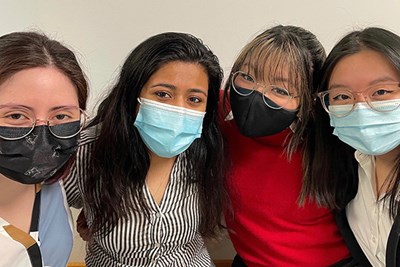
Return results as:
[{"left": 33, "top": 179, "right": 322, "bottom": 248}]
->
[
  {"left": 0, "top": 105, "right": 88, "bottom": 140},
  {"left": 317, "top": 82, "right": 400, "bottom": 117},
  {"left": 231, "top": 71, "right": 300, "bottom": 110}
]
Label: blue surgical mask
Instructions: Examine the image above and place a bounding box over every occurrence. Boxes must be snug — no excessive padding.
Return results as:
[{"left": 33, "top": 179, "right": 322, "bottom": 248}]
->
[
  {"left": 329, "top": 100, "right": 400, "bottom": 155},
  {"left": 134, "top": 98, "right": 205, "bottom": 158}
]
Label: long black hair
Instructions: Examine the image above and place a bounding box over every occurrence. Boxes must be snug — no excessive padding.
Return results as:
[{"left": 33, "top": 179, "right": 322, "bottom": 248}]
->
[
  {"left": 84, "top": 32, "right": 226, "bottom": 238},
  {"left": 304, "top": 27, "right": 400, "bottom": 216}
]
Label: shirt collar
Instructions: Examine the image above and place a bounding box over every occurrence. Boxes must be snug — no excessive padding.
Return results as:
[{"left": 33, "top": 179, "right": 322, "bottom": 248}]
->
[{"left": 354, "top": 150, "right": 373, "bottom": 165}]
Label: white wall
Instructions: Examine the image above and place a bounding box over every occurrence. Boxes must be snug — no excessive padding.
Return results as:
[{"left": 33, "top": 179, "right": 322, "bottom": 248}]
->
[
  {"left": 3, "top": 0, "right": 400, "bottom": 114},
  {"left": 2, "top": 0, "right": 400, "bottom": 262}
]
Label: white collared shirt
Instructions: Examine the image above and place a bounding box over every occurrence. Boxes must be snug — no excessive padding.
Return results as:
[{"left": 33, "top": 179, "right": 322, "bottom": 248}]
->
[{"left": 346, "top": 151, "right": 393, "bottom": 267}]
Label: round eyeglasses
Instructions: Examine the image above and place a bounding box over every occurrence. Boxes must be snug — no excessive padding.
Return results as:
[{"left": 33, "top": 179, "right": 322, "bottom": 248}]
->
[
  {"left": 0, "top": 105, "right": 89, "bottom": 140},
  {"left": 317, "top": 82, "right": 400, "bottom": 117},
  {"left": 231, "top": 71, "right": 299, "bottom": 110}
]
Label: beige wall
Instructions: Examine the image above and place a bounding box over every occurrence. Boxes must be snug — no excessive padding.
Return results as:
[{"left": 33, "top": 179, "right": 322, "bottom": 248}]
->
[{"left": 2, "top": 0, "right": 400, "bottom": 262}]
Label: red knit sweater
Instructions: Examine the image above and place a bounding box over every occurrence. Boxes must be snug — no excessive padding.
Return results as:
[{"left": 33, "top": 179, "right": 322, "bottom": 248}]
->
[{"left": 222, "top": 117, "right": 349, "bottom": 267}]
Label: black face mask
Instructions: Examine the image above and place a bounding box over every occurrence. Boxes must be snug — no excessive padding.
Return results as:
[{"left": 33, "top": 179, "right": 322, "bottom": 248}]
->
[
  {"left": 230, "top": 87, "right": 297, "bottom": 137},
  {"left": 0, "top": 123, "right": 80, "bottom": 184}
]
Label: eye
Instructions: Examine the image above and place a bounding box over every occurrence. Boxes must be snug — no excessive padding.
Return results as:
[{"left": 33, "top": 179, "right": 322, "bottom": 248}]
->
[
  {"left": 54, "top": 114, "right": 70, "bottom": 120},
  {"left": 6, "top": 111, "right": 32, "bottom": 121},
  {"left": 371, "top": 88, "right": 392, "bottom": 96},
  {"left": 1, "top": 112, "right": 32, "bottom": 126},
  {"left": 155, "top": 91, "right": 172, "bottom": 99},
  {"left": 49, "top": 113, "right": 74, "bottom": 124},
  {"left": 240, "top": 73, "right": 255, "bottom": 83},
  {"left": 188, "top": 96, "right": 202, "bottom": 103},
  {"left": 271, "top": 86, "right": 290, "bottom": 97},
  {"left": 48, "top": 108, "right": 81, "bottom": 124},
  {"left": 0, "top": 106, "right": 34, "bottom": 127},
  {"left": 327, "top": 89, "right": 353, "bottom": 104},
  {"left": 9, "top": 113, "right": 27, "bottom": 120},
  {"left": 332, "top": 94, "right": 351, "bottom": 101}
]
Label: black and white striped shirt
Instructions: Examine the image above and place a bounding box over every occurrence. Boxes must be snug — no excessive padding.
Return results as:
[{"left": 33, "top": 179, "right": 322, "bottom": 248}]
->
[{"left": 65, "top": 128, "right": 213, "bottom": 267}]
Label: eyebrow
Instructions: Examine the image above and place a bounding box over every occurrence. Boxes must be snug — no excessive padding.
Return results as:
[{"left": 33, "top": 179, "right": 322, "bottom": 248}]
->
[
  {"left": 150, "top": 83, "right": 208, "bottom": 97},
  {"left": 369, "top": 76, "right": 399, "bottom": 85},
  {"left": 329, "top": 76, "right": 399, "bottom": 90},
  {"left": 0, "top": 104, "right": 78, "bottom": 111},
  {"left": 50, "top": 105, "right": 79, "bottom": 111}
]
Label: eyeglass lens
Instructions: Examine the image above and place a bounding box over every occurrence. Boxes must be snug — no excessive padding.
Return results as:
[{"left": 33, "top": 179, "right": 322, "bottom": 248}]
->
[
  {"left": 322, "top": 84, "right": 400, "bottom": 116},
  {"left": 232, "top": 71, "right": 292, "bottom": 109},
  {"left": 0, "top": 106, "right": 84, "bottom": 139}
]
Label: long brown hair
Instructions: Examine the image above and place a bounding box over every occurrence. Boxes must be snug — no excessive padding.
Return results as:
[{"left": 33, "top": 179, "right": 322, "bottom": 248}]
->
[
  {"left": 0, "top": 31, "right": 89, "bottom": 182},
  {"left": 0, "top": 31, "right": 88, "bottom": 109}
]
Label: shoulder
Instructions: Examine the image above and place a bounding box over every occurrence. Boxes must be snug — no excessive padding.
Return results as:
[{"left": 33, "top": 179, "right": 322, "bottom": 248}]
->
[
  {"left": 79, "top": 125, "right": 99, "bottom": 146},
  {"left": 74, "top": 125, "right": 99, "bottom": 160}
]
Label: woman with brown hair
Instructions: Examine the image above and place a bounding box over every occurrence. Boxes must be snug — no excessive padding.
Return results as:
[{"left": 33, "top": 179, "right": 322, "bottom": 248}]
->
[{"left": 0, "top": 31, "right": 89, "bottom": 267}]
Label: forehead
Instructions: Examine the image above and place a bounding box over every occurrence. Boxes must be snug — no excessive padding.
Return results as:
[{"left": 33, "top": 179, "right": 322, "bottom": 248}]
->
[
  {"left": 242, "top": 54, "right": 300, "bottom": 89},
  {"left": 329, "top": 49, "right": 400, "bottom": 89},
  {"left": 145, "top": 61, "right": 209, "bottom": 88},
  {"left": 0, "top": 67, "right": 79, "bottom": 109}
]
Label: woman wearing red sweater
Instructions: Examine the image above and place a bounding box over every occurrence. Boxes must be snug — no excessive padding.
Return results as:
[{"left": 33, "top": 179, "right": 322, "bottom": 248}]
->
[{"left": 221, "top": 25, "right": 352, "bottom": 266}]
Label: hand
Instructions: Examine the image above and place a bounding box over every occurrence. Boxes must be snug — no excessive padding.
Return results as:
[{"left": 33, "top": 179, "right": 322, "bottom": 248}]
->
[{"left": 76, "top": 209, "right": 90, "bottom": 241}]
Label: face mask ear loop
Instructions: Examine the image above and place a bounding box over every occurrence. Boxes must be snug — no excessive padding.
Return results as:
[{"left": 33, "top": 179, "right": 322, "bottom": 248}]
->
[{"left": 137, "top": 98, "right": 142, "bottom": 105}]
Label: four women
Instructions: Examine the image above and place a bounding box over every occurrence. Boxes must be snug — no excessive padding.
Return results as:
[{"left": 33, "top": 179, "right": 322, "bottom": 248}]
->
[{"left": 2, "top": 25, "right": 399, "bottom": 267}]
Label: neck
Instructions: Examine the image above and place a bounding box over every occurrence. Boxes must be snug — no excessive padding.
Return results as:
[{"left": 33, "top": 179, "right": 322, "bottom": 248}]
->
[
  {"left": 376, "top": 146, "right": 400, "bottom": 163},
  {"left": 0, "top": 174, "right": 34, "bottom": 206},
  {"left": 149, "top": 152, "right": 177, "bottom": 167},
  {"left": 0, "top": 174, "right": 35, "bottom": 232},
  {"left": 146, "top": 152, "right": 177, "bottom": 205}
]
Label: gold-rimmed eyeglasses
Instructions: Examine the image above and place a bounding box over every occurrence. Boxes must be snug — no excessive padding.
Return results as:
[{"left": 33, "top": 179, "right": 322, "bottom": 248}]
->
[
  {"left": 231, "top": 71, "right": 300, "bottom": 110},
  {"left": 0, "top": 105, "right": 89, "bottom": 140},
  {"left": 316, "top": 82, "right": 400, "bottom": 117}
]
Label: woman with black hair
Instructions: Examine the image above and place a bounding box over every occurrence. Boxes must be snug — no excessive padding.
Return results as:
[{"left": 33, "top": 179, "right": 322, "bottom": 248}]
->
[
  {"left": 306, "top": 27, "right": 400, "bottom": 266},
  {"left": 65, "top": 32, "right": 227, "bottom": 267}
]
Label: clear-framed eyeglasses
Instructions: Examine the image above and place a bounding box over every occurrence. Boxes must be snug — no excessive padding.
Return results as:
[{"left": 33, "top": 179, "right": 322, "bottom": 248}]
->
[
  {"left": 231, "top": 71, "right": 300, "bottom": 110},
  {"left": 0, "top": 105, "right": 89, "bottom": 140},
  {"left": 316, "top": 82, "right": 400, "bottom": 117}
]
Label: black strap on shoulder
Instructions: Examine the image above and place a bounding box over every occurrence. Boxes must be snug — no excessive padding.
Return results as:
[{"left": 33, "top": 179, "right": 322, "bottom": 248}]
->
[
  {"left": 386, "top": 214, "right": 400, "bottom": 267},
  {"left": 30, "top": 189, "right": 41, "bottom": 232}
]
